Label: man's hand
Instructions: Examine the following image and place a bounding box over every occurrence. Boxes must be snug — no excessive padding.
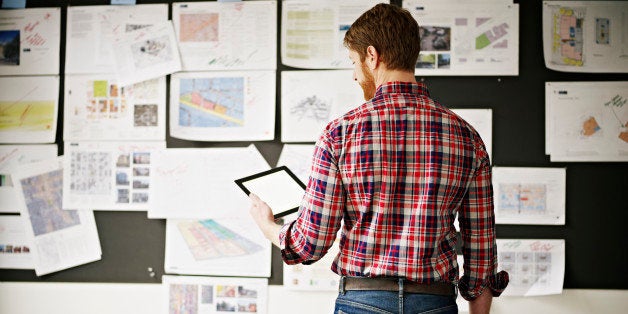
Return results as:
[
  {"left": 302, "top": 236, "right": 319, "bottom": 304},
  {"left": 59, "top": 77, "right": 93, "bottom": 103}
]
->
[{"left": 249, "top": 193, "right": 282, "bottom": 247}]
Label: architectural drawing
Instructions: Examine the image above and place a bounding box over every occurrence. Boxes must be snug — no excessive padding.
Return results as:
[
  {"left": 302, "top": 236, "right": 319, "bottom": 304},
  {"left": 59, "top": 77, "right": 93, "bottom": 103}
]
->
[
  {"left": 173, "top": 1, "right": 276, "bottom": 71},
  {"left": 543, "top": 1, "right": 628, "bottom": 72},
  {"left": 170, "top": 71, "right": 275, "bottom": 141},
  {"left": 498, "top": 183, "right": 547, "bottom": 213},
  {"left": 405, "top": 1, "right": 519, "bottom": 75},
  {"left": 551, "top": 6, "right": 584, "bottom": 66},
  {"left": 64, "top": 75, "right": 165, "bottom": 141},
  {"left": 177, "top": 220, "right": 263, "bottom": 261},
  {"left": 546, "top": 81, "right": 628, "bottom": 161},
  {"left": 178, "top": 77, "right": 245, "bottom": 128},
  {"left": 493, "top": 167, "right": 566, "bottom": 225}
]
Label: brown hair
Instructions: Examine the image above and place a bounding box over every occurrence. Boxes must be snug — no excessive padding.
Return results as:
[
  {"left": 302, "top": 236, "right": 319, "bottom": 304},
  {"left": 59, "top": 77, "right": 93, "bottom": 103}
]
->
[{"left": 343, "top": 3, "right": 421, "bottom": 72}]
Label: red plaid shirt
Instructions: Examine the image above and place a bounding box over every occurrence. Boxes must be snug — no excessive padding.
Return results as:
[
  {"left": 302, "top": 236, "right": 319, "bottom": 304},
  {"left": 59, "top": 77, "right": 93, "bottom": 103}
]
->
[{"left": 279, "top": 81, "right": 508, "bottom": 300}]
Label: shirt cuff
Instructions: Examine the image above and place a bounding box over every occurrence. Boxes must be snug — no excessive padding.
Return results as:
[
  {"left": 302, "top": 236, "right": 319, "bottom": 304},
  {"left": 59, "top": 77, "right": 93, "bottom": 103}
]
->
[
  {"left": 458, "top": 270, "right": 510, "bottom": 301},
  {"left": 279, "top": 220, "right": 302, "bottom": 264}
]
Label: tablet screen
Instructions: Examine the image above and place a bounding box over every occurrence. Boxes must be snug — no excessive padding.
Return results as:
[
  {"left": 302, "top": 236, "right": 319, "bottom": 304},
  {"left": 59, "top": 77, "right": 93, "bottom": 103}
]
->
[{"left": 235, "top": 166, "right": 306, "bottom": 218}]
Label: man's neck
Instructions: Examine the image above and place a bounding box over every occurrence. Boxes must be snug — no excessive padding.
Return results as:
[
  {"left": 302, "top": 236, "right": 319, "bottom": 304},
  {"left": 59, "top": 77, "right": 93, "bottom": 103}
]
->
[{"left": 374, "top": 68, "right": 417, "bottom": 86}]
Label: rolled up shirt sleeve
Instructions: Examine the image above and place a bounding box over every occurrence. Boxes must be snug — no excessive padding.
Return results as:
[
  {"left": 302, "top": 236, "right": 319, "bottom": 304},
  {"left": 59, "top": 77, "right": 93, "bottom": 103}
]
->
[
  {"left": 458, "top": 148, "right": 509, "bottom": 301},
  {"left": 279, "top": 129, "right": 344, "bottom": 265}
]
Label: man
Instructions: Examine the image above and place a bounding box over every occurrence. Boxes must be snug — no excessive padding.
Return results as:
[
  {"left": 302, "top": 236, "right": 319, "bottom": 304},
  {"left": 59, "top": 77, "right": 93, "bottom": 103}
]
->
[{"left": 250, "top": 3, "right": 508, "bottom": 314}]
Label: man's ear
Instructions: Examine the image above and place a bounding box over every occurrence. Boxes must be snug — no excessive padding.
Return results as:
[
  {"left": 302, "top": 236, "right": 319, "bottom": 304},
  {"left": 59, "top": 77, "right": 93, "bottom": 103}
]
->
[{"left": 366, "top": 46, "right": 379, "bottom": 70}]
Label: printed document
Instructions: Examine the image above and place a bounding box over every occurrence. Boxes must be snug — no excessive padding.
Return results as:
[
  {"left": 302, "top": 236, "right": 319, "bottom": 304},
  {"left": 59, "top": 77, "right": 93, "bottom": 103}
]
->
[
  {"left": 64, "top": 75, "right": 166, "bottom": 141},
  {"left": 173, "top": 1, "right": 277, "bottom": 71},
  {"left": 0, "top": 76, "right": 59, "bottom": 144},
  {"left": 281, "top": 70, "right": 364, "bottom": 142},
  {"left": 65, "top": 4, "right": 168, "bottom": 74},
  {"left": 149, "top": 145, "right": 270, "bottom": 219},
  {"left": 0, "top": 215, "right": 34, "bottom": 269},
  {"left": 451, "top": 108, "right": 493, "bottom": 161},
  {"left": 542, "top": 1, "right": 628, "bottom": 73},
  {"left": 546, "top": 81, "right": 628, "bottom": 161},
  {"left": 62, "top": 141, "right": 166, "bottom": 211},
  {"left": 170, "top": 71, "right": 275, "bottom": 141},
  {"left": 493, "top": 167, "right": 566, "bottom": 225},
  {"left": 281, "top": 0, "right": 383, "bottom": 69},
  {"left": 403, "top": 1, "right": 519, "bottom": 76},
  {"left": 0, "top": 7, "right": 60, "bottom": 75},
  {"left": 112, "top": 21, "right": 181, "bottom": 87},
  {"left": 276, "top": 144, "right": 316, "bottom": 183},
  {"left": 497, "top": 239, "right": 565, "bottom": 296},
  {"left": 163, "top": 275, "right": 268, "bottom": 314},
  {"left": 0, "top": 144, "right": 57, "bottom": 213},
  {"left": 12, "top": 156, "right": 101, "bottom": 276},
  {"left": 165, "top": 217, "right": 271, "bottom": 277}
]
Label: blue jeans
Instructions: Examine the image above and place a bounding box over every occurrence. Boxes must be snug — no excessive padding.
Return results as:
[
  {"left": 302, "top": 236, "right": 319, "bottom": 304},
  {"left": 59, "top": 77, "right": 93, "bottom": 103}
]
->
[{"left": 334, "top": 290, "right": 458, "bottom": 314}]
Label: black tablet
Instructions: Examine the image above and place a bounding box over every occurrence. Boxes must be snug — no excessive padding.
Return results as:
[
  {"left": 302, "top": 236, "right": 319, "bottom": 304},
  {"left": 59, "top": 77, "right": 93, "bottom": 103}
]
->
[{"left": 234, "top": 166, "right": 306, "bottom": 218}]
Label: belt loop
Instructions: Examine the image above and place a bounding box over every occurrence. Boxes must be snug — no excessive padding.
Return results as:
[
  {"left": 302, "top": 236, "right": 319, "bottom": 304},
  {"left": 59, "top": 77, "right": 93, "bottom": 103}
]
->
[
  {"left": 398, "top": 278, "right": 404, "bottom": 297},
  {"left": 339, "top": 276, "right": 346, "bottom": 295}
]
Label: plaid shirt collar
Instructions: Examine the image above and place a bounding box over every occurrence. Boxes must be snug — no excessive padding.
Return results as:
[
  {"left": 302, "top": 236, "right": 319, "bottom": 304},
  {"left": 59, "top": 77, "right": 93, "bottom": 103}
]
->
[{"left": 373, "top": 81, "right": 431, "bottom": 100}]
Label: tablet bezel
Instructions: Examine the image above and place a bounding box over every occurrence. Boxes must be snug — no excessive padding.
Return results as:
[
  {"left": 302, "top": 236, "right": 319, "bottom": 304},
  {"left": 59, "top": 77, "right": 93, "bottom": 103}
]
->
[{"left": 234, "top": 166, "right": 306, "bottom": 218}]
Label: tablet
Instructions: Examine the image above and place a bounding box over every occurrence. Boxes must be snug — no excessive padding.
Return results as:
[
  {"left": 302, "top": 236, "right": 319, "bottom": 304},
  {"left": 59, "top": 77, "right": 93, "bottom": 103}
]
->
[{"left": 235, "top": 166, "right": 306, "bottom": 218}]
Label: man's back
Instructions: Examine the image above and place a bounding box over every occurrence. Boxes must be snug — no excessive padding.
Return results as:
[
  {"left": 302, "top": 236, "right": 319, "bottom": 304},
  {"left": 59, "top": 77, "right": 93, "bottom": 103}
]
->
[{"left": 316, "top": 81, "right": 489, "bottom": 286}]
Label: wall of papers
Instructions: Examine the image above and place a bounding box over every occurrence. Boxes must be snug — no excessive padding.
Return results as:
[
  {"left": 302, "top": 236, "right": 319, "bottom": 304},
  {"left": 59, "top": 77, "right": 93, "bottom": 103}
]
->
[{"left": 0, "top": 1, "right": 627, "bottom": 312}]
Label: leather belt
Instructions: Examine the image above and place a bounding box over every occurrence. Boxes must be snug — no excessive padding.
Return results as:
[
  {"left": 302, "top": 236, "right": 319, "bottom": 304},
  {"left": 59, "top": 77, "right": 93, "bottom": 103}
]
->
[{"left": 340, "top": 276, "right": 456, "bottom": 296}]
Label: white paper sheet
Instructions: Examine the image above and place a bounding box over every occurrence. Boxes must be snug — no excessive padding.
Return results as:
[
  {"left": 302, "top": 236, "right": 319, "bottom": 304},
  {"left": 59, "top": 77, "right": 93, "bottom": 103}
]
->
[
  {"left": 493, "top": 167, "right": 566, "bottom": 225},
  {"left": 0, "top": 76, "right": 59, "bottom": 144},
  {"left": 173, "top": 1, "right": 277, "bottom": 71},
  {"left": 276, "top": 144, "right": 315, "bottom": 183},
  {"left": 451, "top": 108, "right": 493, "bottom": 162},
  {"left": 546, "top": 81, "right": 628, "bottom": 162},
  {"left": 165, "top": 217, "right": 271, "bottom": 277},
  {"left": 149, "top": 145, "right": 270, "bottom": 219},
  {"left": 403, "top": 1, "right": 519, "bottom": 76},
  {"left": 281, "top": 0, "right": 384, "bottom": 69},
  {"left": 542, "top": 1, "right": 628, "bottom": 73},
  {"left": 64, "top": 75, "right": 166, "bottom": 141},
  {"left": 0, "top": 215, "right": 34, "bottom": 269},
  {"left": 170, "top": 71, "right": 276, "bottom": 141},
  {"left": 281, "top": 70, "right": 364, "bottom": 142},
  {"left": 112, "top": 21, "right": 181, "bottom": 87},
  {"left": 65, "top": 4, "right": 168, "bottom": 74},
  {"left": 0, "top": 144, "right": 57, "bottom": 213},
  {"left": 0, "top": 7, "right": 60, "bottom": 75},
  {"left": 497, "top": 239, "right": 565, "bottom": 296},
  {"left": 162, "top": 275, "right": 268, "bottom": 314},
  {"left": 12, "top": 156, "right": 101, "bottom": 276},
  {"left": 62, "top": 141, "right": 166, "bottom": 211}
]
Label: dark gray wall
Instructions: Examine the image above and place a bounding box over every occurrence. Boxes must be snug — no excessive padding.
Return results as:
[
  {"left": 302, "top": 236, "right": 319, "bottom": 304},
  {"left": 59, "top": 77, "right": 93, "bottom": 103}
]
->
[{"left": 1, "top": 0, "right": 626, "bottom": 290}]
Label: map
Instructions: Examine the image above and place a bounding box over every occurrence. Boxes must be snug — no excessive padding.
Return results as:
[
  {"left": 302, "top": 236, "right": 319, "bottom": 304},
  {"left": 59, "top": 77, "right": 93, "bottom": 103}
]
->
[
  {"left": 177, "top": 219, "right": 262, "bottom": 260},
  {"left": 20, "top": 169, "right": 80, "bottom": 237},
  {"left": 179, "top": 13, "right": 219, "bottom": 42},
  {"left": 499, "top": 183, "right": 547, "bottom": 213},
  {"left": 551, "top": 6, "right": 584, "bottom": 66},
  {"left": 178, "top": 77, "right": 244, "bottom": 127}
]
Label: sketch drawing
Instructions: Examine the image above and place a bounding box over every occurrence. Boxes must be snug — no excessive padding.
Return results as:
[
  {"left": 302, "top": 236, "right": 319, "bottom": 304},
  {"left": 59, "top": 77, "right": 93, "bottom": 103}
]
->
[{"left": 290, "top": 95, "right": 331, "bottom": 123}]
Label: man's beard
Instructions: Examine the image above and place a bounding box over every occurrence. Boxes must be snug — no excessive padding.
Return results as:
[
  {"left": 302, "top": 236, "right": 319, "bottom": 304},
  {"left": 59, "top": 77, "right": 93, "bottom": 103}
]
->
[{"left": 360, "top": 63, "right": 376, "bottom": 100}]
